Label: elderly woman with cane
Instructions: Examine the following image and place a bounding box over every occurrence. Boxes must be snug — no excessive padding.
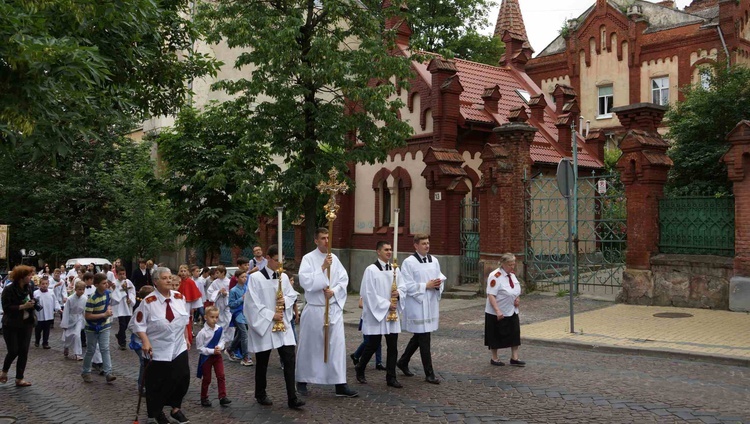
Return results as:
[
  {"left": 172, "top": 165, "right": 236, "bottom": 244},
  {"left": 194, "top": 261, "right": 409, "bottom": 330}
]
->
[
  {"left": 130, "top": 267, "right": 192, "bottom": 424},
  {"left": 1, "top": 265, "right": 38, "bottom": 386}
]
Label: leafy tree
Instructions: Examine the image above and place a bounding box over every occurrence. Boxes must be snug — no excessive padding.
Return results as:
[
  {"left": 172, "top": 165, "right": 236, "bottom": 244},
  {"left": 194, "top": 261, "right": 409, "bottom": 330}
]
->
[
  {"left": 89, "top": 140, "right": 177, "bottom": 261},
  {"left": 0, "top": 131, "right": 174, "bottom": 266},
  {"left": 405, "top": 0, "right": 503, "bottom": 65},
  {"left": 666, "top": 64, "right": 750, "bottom": 196},
  {"left": 155, "top": 105, "right": 267, "bottom": 263},
  {"left": 0, "top": 0, "right": 219, "bottom": 154},
  {"left": 197, "top": 0, "right": 415, "bottom": 248}
]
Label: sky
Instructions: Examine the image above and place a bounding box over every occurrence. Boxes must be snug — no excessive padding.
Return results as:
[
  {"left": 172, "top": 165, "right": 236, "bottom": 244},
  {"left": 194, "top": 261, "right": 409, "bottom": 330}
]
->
[{"left": 484, "top": 0, "right": 693, "bottom": 55}]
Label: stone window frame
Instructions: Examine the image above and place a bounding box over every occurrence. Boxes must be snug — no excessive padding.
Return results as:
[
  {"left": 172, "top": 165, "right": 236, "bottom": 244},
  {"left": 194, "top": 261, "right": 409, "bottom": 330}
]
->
[
  {"left": 372, "top": 167, "right": 412, "bottom": 233},
  {"left": 651, "top": 76, "right": 670, "bottom": 106}
]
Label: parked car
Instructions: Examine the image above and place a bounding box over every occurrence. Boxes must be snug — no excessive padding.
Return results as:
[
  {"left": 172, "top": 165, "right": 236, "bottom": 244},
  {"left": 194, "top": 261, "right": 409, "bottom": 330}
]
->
[{"left": 65, "top": 258, "right": 112, "bottom": 274}]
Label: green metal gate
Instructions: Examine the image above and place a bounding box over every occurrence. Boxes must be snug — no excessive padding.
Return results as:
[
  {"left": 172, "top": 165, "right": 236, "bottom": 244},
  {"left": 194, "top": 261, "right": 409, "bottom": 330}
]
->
[
  {"left": 524, "top": 172, "right": 626, "bottom": 293},
  {"left": 460, "top": 197, "right": 480, "bottom": 284}
]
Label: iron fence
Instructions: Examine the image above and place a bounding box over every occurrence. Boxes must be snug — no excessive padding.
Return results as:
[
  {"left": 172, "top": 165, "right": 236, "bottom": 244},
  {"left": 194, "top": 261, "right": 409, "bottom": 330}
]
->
[
  {"left": 659, "top": 196, "right": 734, "bottom": 256},
  {"left": 460, "top": 198, "right": 480, "bottom": 285}
]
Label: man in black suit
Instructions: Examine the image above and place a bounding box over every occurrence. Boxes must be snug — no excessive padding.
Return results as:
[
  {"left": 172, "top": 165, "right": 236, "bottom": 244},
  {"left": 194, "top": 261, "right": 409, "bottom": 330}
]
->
[{"left": 131, "top": 259, "right": 152, "bottom": 292}]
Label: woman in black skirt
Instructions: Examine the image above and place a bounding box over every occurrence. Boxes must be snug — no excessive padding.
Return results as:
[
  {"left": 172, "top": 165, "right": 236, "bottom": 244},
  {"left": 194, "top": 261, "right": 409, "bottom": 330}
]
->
[{"left": 484, "top": 253, "right": 525, "bottom": 367}]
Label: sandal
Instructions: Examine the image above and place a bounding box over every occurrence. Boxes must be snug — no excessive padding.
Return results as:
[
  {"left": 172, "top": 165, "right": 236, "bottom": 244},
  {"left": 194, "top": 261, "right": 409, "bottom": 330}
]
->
[
  {"left": 15, "top": 379, "right": 32, "bottom": 387},
  {"left": 0, "top": 372, "right": 7, "bottom": 384}
]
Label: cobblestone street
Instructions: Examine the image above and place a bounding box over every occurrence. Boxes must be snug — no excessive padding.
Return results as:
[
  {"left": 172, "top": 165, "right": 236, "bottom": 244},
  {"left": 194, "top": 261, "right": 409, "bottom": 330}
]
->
[{"left": 1, "top": 294, "right": 748, "bottom": 423}]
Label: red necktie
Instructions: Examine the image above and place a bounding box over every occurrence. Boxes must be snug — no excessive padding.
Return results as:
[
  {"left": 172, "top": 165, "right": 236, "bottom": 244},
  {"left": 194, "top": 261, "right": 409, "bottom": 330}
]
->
[
  {"left": 165, "top": 298, "right": 174, "bottom": 322},
  {"left": 508, "top": 273, "right": 514, "bottom": 289}
]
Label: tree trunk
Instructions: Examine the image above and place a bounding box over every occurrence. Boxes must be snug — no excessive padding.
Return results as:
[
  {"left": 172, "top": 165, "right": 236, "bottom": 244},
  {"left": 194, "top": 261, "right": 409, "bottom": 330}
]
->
[{"left": 304, "top": 193, "right": 318, "bottom": 253}]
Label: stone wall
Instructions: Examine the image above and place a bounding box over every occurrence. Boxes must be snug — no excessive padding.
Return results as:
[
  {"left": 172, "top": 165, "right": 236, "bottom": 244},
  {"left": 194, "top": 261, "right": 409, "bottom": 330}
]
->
[{"left": 617, "top": 254, "right": 732, "bottom": 309}]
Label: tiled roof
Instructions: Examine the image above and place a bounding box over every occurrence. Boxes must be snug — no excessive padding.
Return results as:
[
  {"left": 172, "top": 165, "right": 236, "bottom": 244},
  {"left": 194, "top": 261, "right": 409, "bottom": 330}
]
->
[
  {"left": 448, "top": 59, "right": 602, "bottom": 168},
  {"left": 494, "top": 0, "right": 529, "bottom": 43}
]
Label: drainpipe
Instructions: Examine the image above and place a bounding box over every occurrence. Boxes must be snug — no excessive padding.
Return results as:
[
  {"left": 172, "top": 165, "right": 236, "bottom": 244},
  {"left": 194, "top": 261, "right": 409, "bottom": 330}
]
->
[{"left": 706, "top": 23, "right": 731, "bottom": 69}]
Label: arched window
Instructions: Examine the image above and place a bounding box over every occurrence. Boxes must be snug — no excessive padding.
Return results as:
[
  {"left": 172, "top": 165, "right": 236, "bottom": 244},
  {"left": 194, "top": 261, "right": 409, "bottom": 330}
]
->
[
  {"left": 381, "top": 181, "right": 391, "bottom": 226},
  {"left": 397, "top": 179, "right": 406, "bottom": 226}
]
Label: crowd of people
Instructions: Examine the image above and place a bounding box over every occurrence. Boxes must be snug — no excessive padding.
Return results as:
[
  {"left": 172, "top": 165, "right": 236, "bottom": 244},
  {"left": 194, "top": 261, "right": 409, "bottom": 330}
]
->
[{"left": 0, "top": 233, "right": 525, "bottom": 424}]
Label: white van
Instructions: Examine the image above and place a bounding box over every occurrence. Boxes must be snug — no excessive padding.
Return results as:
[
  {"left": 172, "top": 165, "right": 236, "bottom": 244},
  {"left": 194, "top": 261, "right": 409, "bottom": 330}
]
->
[{"left": 65, "top": 258, "right": 112, "bottom": 273}]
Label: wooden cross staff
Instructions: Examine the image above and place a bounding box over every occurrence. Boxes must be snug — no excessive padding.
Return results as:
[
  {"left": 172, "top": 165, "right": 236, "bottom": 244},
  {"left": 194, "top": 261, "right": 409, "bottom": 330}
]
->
[{"left": 316, "top": 168, "right": 348, "bottom": 363}]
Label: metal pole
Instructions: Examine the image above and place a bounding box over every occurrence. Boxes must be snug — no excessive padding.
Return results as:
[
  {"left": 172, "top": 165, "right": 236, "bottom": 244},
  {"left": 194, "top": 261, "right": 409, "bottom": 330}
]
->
[
  {"left": 570, "top": 121, "right": 579, "bottom": 295},
  {"left": 567, "top": 190, "right": 575, "bottom": 334}
]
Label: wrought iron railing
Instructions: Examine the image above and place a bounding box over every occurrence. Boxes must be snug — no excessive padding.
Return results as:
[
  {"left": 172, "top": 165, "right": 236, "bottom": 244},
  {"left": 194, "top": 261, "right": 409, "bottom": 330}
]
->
[
  {"left": 658, "top": 196, "right": 735, "bottom": 256},
  {"left": 460, "top": 198, "right": 480, "bottom": 285}
]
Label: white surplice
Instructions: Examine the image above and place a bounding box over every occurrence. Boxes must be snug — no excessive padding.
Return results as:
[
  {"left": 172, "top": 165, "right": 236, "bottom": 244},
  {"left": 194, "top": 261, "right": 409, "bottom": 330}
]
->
[
  {"left": 33, "top": 289, "right": 60, "bottom": 321},
  {"left": 400, "top": 253, "right": 446, "bottom": 334},
  {"left": 61, "top": 293, "right": 88, "bottom": 356},
  {"left": 110, "top": 279, "right": 136, "bottom": 318},
  {"left": 295, "top": 248, "right": 348, "bottom": 385},
  {"left": 207, "top": 277, "right": 234, "bottom": 344},
  {"left": 244, "top": 269, "right": 297, "bottom": 353},
  {"left": 360, "top": 260, "right": 406, "bottom": 335}
]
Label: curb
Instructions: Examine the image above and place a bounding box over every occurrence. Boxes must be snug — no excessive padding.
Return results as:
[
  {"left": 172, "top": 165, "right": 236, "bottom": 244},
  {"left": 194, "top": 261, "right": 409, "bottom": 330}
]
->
[{"left": 522, "top": 337, "right": 750, "bottom": 368}]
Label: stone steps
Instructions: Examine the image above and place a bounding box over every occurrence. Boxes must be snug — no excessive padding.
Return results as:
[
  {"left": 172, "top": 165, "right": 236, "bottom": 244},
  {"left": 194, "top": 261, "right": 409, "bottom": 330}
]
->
[{"left": 442, "top": 283, "right": 483, "bottom": 299}]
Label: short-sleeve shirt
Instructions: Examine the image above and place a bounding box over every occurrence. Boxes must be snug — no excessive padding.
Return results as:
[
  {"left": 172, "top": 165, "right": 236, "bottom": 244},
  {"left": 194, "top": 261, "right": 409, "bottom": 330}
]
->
[
  {"left": 485, "top": 268, "right": 521, "bottom": 317},
  {"left": 85, "top": 290, "right": 112, "bottom": 332},
  {"left": 129, "top": 290, "right": 189, "bottom": 361}
]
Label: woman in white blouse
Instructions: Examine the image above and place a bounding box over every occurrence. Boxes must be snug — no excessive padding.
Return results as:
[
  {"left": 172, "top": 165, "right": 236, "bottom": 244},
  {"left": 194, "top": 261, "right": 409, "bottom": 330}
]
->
[{"left": 484, "top": 253, "right": 525, "bottom": 367}]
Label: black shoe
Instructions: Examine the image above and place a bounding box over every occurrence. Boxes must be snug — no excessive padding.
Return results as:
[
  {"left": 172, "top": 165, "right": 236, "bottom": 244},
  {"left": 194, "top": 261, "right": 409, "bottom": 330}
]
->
[
  {"left": 375, "top": 363, "right": 386, "bottom": 371},
  {"left": 170, "top": 409, "right": 189, "bottom": 424},
  {"left": 42, "top": 344, "right": 51, "bottom": 349},
  {"left": 349, "top": 353, "right": 359, "bottom": 366},
  {"left": 156, "top": 412, "right": 170, "bottom": 424},
  {"left": 34, "top": 343, "right": 39, "bottom": 348},
  {"left": 425, "top": 375, "right": 440, "bottom": 385},
  {"left": 119, "top": 344, "right": 127, "bottom": 351},
  {"left": 256, "top": 395, "right": 273, "bottom": 406},
  {"left": 334, "top": 385, "right": 359, "bottom": 398},
  {"left": 219, "top": 397, "right": 232, "bottom": 406},
  {"left": 490, "top": 359, "right": 505, "bottom": 366},
  {"left": 296, "top": 382, "right": 309, "bottom": 396},
  {"left": 356, "top": 373, "right": 367, "bottom": 384},
  {"left": 387, "top": 379, "right": 403, "bottom": 388},
  {"left": 201, "top": 398, "right": 212, "bottom": 407},
  {"left": 288, "top": 398, "right": 305, "bottom": 409},
  {"left": 396, "top": 360, "right": 414, "bottom": 377},
  {"left": 510, "top": 359, "right": 526, "bottom": 367}
]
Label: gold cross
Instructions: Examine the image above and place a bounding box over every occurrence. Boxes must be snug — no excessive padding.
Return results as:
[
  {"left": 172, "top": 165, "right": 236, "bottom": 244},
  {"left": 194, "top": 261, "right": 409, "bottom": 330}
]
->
[{"left": 316, "top": 168, "right": 349, "bottom": 222}]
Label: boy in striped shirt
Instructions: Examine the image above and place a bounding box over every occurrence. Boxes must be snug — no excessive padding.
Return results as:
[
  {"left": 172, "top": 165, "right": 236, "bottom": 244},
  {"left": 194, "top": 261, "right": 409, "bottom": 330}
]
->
[{"left": 81, "top": 273, "right": 116, "bottom": 383}]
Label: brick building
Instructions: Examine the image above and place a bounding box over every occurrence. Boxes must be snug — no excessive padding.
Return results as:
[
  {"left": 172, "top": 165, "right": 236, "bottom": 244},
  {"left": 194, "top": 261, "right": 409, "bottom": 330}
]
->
[
  {"left": 525, "top": 0, "right": 750, "bottom": 143},
  {"left": 322, "top": 1, "right": 605, "bottom": 291}
]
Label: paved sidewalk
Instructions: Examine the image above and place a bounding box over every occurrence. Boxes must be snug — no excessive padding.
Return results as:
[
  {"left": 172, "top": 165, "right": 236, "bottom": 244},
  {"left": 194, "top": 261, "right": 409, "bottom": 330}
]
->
[{"left": 521, "top": 303, "right": 750, "bottom": 366}]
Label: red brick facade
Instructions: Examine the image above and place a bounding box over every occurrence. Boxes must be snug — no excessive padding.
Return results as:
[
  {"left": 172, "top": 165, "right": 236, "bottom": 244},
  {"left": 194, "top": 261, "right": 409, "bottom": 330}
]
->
[{"left": 722, "top": 120, "right": 750, "bottom": 277}]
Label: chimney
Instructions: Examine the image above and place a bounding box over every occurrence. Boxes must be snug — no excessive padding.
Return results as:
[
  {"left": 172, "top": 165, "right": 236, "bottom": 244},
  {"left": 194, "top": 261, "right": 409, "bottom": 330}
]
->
[
  {"left": 482, "top": 85, "right": 502, "bottom": 115},
  {"left": 499, "top": 31, "right": 532, "bottom": 70},
  {"left": 507, "top": 106, "right": 529, "bottom": 123},
  {"left": 528, "top": 94, "right": 547, "bottom": 123},
  {"left": 585, "top": 129, "right": 607, "bottom": 163},
  {"left": 552, "top": 84, "right": 577, "bottom": 112}
]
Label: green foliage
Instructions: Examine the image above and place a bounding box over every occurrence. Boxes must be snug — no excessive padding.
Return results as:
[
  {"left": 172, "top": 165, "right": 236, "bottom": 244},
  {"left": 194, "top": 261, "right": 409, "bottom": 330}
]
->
[
  {"left": 89, "top": 141, "right": 177, "bottom": 260},
  {"left": 405, "top": 0, "right": 503, "bottom": 63},
  {"left": 0, "top": 0, "right": 219, "bottom": 153},
  {"left": 197, "top": 0, "right": 415, "bottom": 246},
  {"left": 155, "top": 105, "right": 267, "bottom": 259},
  {"left": 0, "top": 131, "right": 175, "bottom": 265},
  {"left": 604, "top": 146, "right": 622, "bottom": 175},
  {"left": 666, "top": 64, "right": 750, "bottom": 196}
]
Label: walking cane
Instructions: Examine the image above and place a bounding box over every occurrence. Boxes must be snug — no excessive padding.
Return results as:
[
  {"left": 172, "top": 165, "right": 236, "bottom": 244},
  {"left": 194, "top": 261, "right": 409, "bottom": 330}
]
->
[{"left": 133, "top": 353, "right": 152, "bottom": 424}]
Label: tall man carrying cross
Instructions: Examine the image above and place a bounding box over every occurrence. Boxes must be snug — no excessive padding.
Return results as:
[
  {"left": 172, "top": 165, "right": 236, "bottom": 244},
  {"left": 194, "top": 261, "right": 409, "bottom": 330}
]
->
[{"left": 295, "top": 169, "right": 358, "bottom": 398}]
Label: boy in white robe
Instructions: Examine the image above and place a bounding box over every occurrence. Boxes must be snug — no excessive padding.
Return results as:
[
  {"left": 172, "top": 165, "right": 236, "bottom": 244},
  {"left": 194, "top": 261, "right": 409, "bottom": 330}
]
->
[
  {"left": 355, "top": 241, "right": 407, "bottom": 388},
  {"left": 33, "top": 276, "right": 61, "bottom": 348},
  {"left": 244, "top": 245, "right": 304, "bottom": 409},
  {"left": 110, "top": 266, "right": 135, "bottom": 350},
  {"left": 62, "top": 281, "right": 87, "bottom": 360},
  {"left": 295, "top": 227, "right": 357, "bottom": 398},
  {"left": 397, "top": 233, "right": 446, "bottom": 384},
  {"left": 206, "top": 266, "right": 235, "bottom": 348}
]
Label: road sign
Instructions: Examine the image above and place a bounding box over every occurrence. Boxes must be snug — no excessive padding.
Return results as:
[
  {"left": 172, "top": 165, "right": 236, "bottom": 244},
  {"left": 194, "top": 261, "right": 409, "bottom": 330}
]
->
[{"left": 556, "top": 159, "right": 574, "bottom": 198}]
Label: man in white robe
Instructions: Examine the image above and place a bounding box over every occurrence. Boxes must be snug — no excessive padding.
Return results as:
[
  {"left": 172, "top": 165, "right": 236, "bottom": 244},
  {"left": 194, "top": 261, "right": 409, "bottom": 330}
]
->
[
  {"left": 295, "top": 227, "right": 357, "bottom": 398},
  {"left": 244, "top": 245, "right": 305, "bottom": 409},
  {"left": 397, "top": 233, "right": 446, "bottom": 384},
  {"left": 355, "top": 241, "right": 406, "bottom": 388}
]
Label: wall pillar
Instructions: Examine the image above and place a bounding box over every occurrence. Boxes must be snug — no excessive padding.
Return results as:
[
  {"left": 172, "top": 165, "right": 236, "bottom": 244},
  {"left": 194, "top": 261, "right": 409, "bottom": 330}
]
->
[
  {"left": 721, "top": 120, "right": 750, "bottom": 311},
  {"left": 477, "top": 119, "right": 536, "bottom": 278},
  {"left": 614, "top": 103, "right": 672, "bottom": 270}
]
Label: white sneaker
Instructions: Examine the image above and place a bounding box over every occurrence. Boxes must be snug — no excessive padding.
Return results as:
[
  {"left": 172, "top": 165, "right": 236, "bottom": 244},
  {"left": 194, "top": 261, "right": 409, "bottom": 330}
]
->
[{"left": 241, "top": 358, "right": 254, "bottom": 367}]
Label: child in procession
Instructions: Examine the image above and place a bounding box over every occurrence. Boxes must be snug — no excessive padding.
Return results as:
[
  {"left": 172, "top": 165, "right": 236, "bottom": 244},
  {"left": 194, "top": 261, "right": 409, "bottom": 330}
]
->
[
  {"left": 61, "top": 281, "right": 87, "bottom": 360},
  {"left": 33, "top": 276, "right": 60, "bottom": 349},
  {"left": 196, "top": 306, "right": 231, "bottom": 407}
]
